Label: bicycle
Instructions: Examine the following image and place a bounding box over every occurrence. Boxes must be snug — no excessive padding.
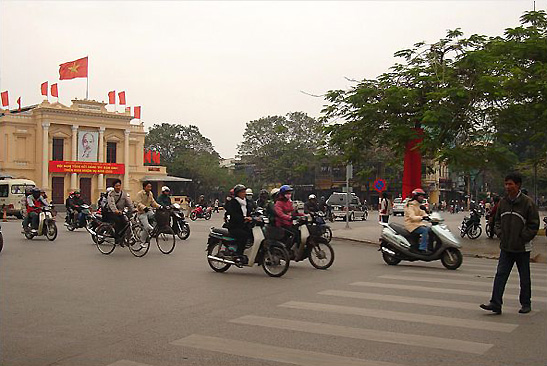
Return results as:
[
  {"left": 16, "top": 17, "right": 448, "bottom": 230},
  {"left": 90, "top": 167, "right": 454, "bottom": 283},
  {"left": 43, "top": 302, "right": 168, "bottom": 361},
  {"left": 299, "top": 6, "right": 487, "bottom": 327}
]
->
[
  {"left": 95, "top": 209, "right": 150, "bottom": 257},
  {"left": 149, "top": 206, "right": 176, "bottom": 254}
]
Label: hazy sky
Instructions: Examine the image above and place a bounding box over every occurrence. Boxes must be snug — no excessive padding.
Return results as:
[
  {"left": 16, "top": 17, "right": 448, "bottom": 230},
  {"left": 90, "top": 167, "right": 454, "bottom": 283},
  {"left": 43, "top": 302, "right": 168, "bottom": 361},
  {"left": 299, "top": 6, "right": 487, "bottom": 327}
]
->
[{"left": 1, "top": 1, "right": 541, "bottom": 158}]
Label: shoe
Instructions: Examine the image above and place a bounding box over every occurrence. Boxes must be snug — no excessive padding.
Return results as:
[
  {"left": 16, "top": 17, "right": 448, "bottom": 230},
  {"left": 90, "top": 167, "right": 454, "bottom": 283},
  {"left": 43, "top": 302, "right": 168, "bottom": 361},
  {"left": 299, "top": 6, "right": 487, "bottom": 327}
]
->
[
  {"left": 519, "top": 305, "right": 531, "bottom": 314},
  {"left": 480, "top": 303, "right": 502, "bottom": 314}
]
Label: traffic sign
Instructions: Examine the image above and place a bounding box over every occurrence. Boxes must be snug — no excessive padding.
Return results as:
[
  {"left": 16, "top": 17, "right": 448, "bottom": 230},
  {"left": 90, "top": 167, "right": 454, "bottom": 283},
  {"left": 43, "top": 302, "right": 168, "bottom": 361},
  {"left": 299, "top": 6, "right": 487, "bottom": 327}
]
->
[{"left": 373, "top": 178, "right": 387, "bottom": 193}]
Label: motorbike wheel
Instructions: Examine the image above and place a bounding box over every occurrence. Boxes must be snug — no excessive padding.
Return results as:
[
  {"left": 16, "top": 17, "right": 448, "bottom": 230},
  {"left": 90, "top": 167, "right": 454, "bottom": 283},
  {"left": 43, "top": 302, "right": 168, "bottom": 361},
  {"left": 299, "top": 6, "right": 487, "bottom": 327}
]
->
[
  {"left": 95, "top": 224, "right": 116, "bottom": 255},
  {"left": 66, "top": 222, "right": 75, "bottom": 231},
  {"left": 207, "top": 242, "right": 231, "bottom": 272},
  {"left": 441, "top": 247, "right": 463, "bottom": 270},
  {"left": 189, "top": 212, "right": 197, "bottom": 221},
  {"left": 322, "top": 227, "right": 333, "bottom": 243},
  {"left": 485, "top": 223, "right": 494, "bottom": 239},
  {"left": 467, "top": 225, "right": 482, "bottom": 239},
  {"left": 205, "top": 212, "right": 212, "bottom": 220},
  {"left": 177, "top": 223, "right": 190, "bottom": 240},
  {"left": 308, "top": 238, "right": 335, "bottom": 270},
  {"left": 262, "top": 243, "right": 290, "bottom": 277},
  {"left": 382, "top": 251, "right": 401, "bottom": 265},
  {"left": 156, "top": 227, "right": 176, "bottom": 254},
  {"left": 45, "top": 222, "right": 58, "bottom": 241}
]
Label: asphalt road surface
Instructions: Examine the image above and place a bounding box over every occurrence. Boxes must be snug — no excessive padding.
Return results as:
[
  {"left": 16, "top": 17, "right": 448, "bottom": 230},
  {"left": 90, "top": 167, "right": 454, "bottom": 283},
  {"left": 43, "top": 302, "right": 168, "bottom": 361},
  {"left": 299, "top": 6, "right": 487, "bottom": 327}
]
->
[{"left": 1, "top": 213, "right": 546, "bottom": 366}]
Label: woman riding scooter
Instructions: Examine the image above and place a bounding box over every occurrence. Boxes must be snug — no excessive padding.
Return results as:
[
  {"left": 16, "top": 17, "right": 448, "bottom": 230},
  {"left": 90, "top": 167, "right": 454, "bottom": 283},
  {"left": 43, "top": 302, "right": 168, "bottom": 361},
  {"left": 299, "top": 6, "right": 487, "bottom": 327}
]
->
[
  {"left": 404, "top": 188, "right": 430, "bottom": 254},
  {"left": 274, "top": 185, "right": 304, "bottom": 251}
]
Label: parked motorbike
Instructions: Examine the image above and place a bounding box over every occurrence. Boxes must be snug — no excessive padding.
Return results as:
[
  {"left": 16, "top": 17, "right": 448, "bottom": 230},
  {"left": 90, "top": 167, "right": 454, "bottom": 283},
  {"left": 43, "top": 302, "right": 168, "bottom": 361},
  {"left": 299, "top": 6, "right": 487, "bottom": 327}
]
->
[
  {"left": 268, "top": 214, "right": 335, "bottom": 270},
  {"left": 23, "top": 205, "right": 58, "bottom": 241},
  {"left": 190, "top": 205, "right": 212, "bottom": 221},
  {"left": 459, "top": 209, "right": 482, "bottom": 239},
  {"left": 64, "top": 204, "right": 91, "bottom": 231},
  {"left": 379, "top": 212, "right": 463, "bottom": 270},
  {"left": 169, "top": 203, "right": 190, "bottom": 240},
  {"left": 206, "top": 214, "right": 290, "bottom": 277}
]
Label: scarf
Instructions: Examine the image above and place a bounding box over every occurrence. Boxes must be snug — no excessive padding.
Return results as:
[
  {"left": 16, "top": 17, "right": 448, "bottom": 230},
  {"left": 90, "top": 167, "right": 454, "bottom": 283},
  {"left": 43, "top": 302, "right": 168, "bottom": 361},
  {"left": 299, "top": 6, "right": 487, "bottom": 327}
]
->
[{"left": 235, "top": 196, "right": 247, "bottom": 216}]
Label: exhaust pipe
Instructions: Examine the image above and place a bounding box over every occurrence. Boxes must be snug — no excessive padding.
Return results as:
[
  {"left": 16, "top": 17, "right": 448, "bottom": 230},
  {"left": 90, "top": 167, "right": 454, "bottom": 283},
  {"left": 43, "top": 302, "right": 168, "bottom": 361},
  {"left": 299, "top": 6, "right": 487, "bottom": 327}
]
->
[
  {"left": 207, "top": 255, "right": 237, "bottom": 265},
  {"left": 380, "top": 246, "right": 397, "bottom": 256}
]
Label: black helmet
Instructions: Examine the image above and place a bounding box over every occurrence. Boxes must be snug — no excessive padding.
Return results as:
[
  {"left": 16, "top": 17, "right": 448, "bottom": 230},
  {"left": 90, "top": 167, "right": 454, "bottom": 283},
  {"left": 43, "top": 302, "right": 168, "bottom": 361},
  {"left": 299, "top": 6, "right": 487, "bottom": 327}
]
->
[
  {"left": 233, "top": 184, "right": 247, "bottom": 195},
  {"left": 31, "top": 187, "right": 41, "bottom": 197}
]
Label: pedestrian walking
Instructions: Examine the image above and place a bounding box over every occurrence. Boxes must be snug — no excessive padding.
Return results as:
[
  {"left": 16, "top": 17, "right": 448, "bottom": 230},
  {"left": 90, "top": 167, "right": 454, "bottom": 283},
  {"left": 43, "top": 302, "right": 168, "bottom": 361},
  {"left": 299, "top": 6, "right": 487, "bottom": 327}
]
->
[
  {"left": 480, "top": 172, "right": 540, "bottom": 315},
  {"left": 379, "top": 192, "right": 390, "bottom": 223}
]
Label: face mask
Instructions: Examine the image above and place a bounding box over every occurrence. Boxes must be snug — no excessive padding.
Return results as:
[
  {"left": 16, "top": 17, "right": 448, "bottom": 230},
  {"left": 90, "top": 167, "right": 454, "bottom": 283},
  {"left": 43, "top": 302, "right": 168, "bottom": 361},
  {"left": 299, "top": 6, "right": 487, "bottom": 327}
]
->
[{"left": 285, "top": 193, "right": 292, "bottom": 200}]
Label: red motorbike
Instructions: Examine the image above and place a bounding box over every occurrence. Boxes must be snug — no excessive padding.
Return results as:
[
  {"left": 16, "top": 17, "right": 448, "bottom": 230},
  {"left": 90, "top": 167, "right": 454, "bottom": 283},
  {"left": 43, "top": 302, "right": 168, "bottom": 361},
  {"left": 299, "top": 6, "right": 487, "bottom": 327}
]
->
[{"left": 190, "top": 205, "right": 212, "bottom": 221}]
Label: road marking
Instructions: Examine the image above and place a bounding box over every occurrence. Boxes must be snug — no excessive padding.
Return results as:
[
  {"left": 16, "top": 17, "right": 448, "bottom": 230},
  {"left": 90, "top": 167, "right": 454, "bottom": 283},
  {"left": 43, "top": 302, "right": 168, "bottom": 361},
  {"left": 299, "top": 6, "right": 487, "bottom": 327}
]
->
[
  {"left": 350, "top": 282, "right": 547, "bottom": 303},
  {"left": 279, "top": 301, "right": 518, "bottom": 332},
  {"left": 230, "top": 315, "right": 493, "bottom": 355},
  {"left": 319, "top": 290, "right": 521, "bottom": 312},
  {"left": 463, "top": 262, "right": 547, "bottom": 273},
  {"left": 458, "top": 266, "right": 547, "bottom": 278},
  {"left": 379, "top": 275, "right": 547, "bottom": 292},
  {"left": 401, "top": 270, "right": 547, "bottom": 284},
  {"left": 106, "top": 361, "right": 153, "bottom": 366},
  {"left": 172, "top": 334, "right": 405, "bottom": 366}
]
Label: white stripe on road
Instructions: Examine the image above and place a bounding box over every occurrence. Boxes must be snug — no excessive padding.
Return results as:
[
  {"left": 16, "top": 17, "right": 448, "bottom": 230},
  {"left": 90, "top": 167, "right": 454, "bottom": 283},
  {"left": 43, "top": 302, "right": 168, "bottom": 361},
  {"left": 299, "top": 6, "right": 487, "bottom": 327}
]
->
[
  {"left": 230, "top": 315, "right": 493, "bottom": 355},
  {"left": 279, "top": 301, "right": 518, "bottom": 332},
  {"left": 172, "top": 334, "right": 405, "bottom": 366},
  {"left": 379, "top": 275, "right": 547, "bottom": 292},
  {"left": 319, "top": 290, "right": 520, "bottom": 312},
  {"left": 350, "top": 282, "right": 547, "bottom": 303},
  {"left": 463, "top": 262, "right": 547, "bottom": 273},
  {"left": 401, "top": 270, "right": 547, "bottom": 284},
  {"left": 469, "top": 268, "right": 547, "bottom": 278},
  {"left": 106, "top": 361, "right": 153, "bottom": 366}
]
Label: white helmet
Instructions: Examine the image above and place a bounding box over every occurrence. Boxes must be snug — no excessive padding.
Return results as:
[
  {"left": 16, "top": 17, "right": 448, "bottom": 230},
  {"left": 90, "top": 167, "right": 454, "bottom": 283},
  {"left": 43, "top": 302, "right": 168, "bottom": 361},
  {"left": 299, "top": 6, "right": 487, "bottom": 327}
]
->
[
  {"left": 270, "top": 188, "right": 280, "bottom": 198},
  {"left": 246, "top": 188, "right": 253, "bottom": 195},
  {"left": 308, "top": 194, "right": 316, "bottom": 200},
  {"left": 106, "top": 187, "right": 114, "bottom": 193},
  {"left": 162, "top": 186, "right": 170, "bottom": 192}
]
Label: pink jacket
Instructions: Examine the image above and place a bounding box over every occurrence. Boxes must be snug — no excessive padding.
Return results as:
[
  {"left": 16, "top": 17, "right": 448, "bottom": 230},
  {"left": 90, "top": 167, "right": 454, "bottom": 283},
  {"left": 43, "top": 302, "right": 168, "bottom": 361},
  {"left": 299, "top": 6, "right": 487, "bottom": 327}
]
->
[{"left": 274, "top": 199, "right": 302, "bottom": 227}]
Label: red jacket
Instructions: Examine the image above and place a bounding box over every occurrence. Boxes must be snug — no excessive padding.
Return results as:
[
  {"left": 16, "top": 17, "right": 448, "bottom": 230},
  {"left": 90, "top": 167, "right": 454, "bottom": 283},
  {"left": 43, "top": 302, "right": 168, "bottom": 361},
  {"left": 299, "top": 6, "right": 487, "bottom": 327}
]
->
[{"left": 274, "top": 198, "right": 302, "bottom": 227}]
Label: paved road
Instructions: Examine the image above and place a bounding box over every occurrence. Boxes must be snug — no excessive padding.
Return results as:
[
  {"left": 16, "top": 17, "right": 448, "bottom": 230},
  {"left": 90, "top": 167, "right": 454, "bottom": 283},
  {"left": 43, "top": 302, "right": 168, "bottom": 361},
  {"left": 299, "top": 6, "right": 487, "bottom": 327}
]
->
[{"left": 1, "top": 214, "right": 546, "bottom": 366}]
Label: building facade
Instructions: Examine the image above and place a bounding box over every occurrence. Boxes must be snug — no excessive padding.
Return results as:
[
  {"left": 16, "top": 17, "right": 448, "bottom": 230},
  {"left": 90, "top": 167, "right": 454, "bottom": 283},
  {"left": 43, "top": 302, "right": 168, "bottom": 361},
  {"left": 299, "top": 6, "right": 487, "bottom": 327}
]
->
[{"left": 0, "top": 99, "right": 169, "bottom": 204}]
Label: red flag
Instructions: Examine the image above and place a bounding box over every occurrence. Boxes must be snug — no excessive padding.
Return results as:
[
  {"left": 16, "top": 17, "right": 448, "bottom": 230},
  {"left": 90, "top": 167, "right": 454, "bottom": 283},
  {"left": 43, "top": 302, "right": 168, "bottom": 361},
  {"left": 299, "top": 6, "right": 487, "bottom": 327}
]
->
[
  {"left": 134, "top": 106, "right": 141, "bottom": 119},
  {"left": 1, "top": 91, "right": 8, "bottom": 107},
  {"left": 152, "top": 151, "right": 160, "bottom": 165},
  {"left": 59, "top": 56, "right": 88, "bottom": 80},
  {"left": 51, "top": 83, "right": 58, "bottom": 98},
  {"left": 118, "top": 91, "right": 126, "bottom": 105},
  {"left": 41, "top": 81, "right": 48, "bottom": 96},
  {"left": 144, "top": 150, "right": 152, "bottom": 164},
  {"left": 108, "top": 91, "right": 115, "bottom": 104},
  {"left": 125, "top": 106, "right": 131, "bottom": 113},
  {"left": 17, "top": 97, "right": 21, "bottom": 111}
]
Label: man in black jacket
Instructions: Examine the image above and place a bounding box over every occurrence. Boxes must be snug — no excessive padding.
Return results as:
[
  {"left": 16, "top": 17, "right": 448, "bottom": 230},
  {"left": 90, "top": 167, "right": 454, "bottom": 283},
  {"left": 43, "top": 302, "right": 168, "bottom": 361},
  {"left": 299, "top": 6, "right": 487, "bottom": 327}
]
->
[
  {"left": 480, "top": 172, "right": 540, "bottom": 315},
  {"left": 225, "top": 184, "right": 253, "bottom": 264}
]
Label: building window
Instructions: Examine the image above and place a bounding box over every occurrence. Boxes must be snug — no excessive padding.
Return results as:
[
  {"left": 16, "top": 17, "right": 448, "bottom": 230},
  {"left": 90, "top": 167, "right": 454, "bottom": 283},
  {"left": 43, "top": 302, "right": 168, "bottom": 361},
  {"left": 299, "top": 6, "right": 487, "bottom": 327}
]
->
[
  {"left": 106, "top": 142, "right": 117, "bottom": 163},
  {"left": 52, "top": 138, "right": 64, "bottom": 161}
]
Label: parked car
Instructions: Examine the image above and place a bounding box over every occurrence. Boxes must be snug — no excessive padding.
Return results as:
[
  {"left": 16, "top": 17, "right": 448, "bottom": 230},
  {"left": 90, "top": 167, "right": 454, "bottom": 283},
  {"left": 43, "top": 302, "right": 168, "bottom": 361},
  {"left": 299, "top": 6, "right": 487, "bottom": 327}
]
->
[
  {"left": 326, "top": 192, "right": 368, "bottom": 221},
  {"left": 392, "top": 198, "right": 408, "bottom": 216},
  {"left": 0, "top": 178, "right": 36, "bottom": 218}
]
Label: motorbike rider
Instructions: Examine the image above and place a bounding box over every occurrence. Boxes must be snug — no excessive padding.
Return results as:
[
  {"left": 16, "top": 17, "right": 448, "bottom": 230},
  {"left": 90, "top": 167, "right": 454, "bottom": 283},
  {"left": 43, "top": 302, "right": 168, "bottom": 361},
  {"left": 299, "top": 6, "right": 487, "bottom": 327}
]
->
[
  {"left": 246, "top": 188, "right": 257, "bottom": 213},
  {"left": 404, "top": 188, "right": 430, "bottom": 254},
  {"left": 25, "top": 187, "right": 49, "bottom": 232},
  {"left": 67, "top": 190, "right": 88, "bottom": 227},
  {"left": 225, "top": 184, "right": 253, "bottom": 264},
  {"left": 274, "top": 185, "right": 304, "bottom": 249},
  {"left": 106, "top": 179, "right": 134, "bottom": 244},
  {"left": 135, "top": 181, "right": 160, "bottom": 242},
  {"left": 256, "top": 189, "right": 270, "bottom": 210},
  {"left": 304, "top": 194, "right": 320, "bottom": 215},
  {"left": 157, "top": 186, "right": 172, "bottom": 207},
  {"left": 98, "top": 187, "right": 114, "bottom": 213}
]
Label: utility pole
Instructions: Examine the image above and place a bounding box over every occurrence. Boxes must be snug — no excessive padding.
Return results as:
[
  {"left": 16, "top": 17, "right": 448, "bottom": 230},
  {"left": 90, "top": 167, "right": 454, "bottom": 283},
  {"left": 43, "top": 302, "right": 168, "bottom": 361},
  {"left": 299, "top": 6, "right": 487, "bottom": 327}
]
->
[{"left": 345, "top": 163, "right": 353, "bottom": 229}]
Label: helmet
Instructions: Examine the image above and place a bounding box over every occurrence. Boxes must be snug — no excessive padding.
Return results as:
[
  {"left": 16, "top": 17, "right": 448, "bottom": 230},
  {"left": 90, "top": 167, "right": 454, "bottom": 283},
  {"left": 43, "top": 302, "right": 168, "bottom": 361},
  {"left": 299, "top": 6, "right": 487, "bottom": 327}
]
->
[
  {"left": 233, "top": 184, "right": 247, "bottom": 195},
  {"left": 162, "top": 186, "right": 170, "bottom": 192},
  {"left": 74, "top": 190, "right": 81, "bottom": 195},
  {"left": 279, "top": 185, "right": 293, "bottom": 194},
  {"left": 308, "top": 194, "right": 316, "bottom": 200},
  {"left": 31, "top": 187, "right": 41, "bottom": 197},
  {"left": 411, "top": 188, "right": 426, "bottom": 197},
  {"left": 246, "top": 188, "right": 253, "bottom": 195},
  {"left": 106, "top": 187, "right": 114, "bottom": 193},
  {"left": 259, "top": 189, "right": 269, "bottom": 196},
  {"left": 270, "top": 188, "right": 280, "bottom": 198}
]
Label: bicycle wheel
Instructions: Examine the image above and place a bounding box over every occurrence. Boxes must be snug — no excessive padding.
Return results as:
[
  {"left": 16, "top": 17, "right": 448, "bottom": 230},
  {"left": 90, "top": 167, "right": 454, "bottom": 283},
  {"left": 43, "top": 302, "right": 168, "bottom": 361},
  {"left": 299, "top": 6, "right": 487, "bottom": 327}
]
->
[
  {"left": 95, "top": 224, "right": 116, "bottom": 255},
  {"left": 128, "top": 225, "right": 150, "bottom": 257},
  {"left": 156, "top": 227, "right": 176, "bottom": 254}
]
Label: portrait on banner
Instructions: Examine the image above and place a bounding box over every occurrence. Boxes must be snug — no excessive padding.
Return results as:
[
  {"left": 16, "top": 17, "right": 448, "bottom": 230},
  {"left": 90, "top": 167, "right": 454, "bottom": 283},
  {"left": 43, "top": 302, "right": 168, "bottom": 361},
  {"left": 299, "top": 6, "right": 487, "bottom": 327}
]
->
[{"left": 78, "top": 131, "right": 99, "bottom": 161}]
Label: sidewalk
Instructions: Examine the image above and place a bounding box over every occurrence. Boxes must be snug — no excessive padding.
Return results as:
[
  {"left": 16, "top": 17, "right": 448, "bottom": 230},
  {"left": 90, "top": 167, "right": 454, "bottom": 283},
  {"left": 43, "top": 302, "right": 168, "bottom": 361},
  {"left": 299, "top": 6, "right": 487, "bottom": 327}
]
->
[{"left": 331, "top": 212, "right": 547, "bottom": 263}]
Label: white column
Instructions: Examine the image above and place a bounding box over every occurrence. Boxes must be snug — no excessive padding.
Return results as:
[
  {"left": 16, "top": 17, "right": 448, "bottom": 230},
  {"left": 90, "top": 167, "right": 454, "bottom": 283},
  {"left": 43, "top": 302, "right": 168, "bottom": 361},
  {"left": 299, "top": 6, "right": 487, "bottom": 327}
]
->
[
  {"left": 98, "top": 127, "right": 105, "bottom": 190},
  {"left": 124, "top": 129, "right": 130, "bottom": 191},
  {"left": 41, "top": 122, "right": 50, "bottom": 189},
  {"left": 71, "top": 125, "right": 79, "bottom": 190}
]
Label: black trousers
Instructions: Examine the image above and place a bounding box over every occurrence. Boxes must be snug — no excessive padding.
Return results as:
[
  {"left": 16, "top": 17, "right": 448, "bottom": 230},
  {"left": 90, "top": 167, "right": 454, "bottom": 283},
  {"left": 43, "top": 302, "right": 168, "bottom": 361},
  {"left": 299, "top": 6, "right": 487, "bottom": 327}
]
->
[
  {"left": 490, "top": 250, "right": 531, "bottom": 308},
  {"left": 228, "top": 227, "right": 252, "bottom": 255},
  {"left": 105, "top": 212, "right": 126, "bottom": 241}
]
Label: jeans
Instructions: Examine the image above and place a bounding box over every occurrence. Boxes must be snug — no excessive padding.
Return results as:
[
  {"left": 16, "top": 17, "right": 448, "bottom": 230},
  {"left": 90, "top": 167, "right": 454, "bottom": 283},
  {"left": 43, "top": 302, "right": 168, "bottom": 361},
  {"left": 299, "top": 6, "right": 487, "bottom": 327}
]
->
[
  {"left": 138, "top": 211, "right": 155, "bottom": 241},
  {"left": 412, "top": 226, "right": 429, "bottom": 251},
  {"left": 490, "top": 250, "right": 531, "bottom": 308},
  {"left": 28, "top": 212, "right": 39, "bottom": 230},
  {"left": 380, "top": 215, "right": 389, "bottom": 223}
]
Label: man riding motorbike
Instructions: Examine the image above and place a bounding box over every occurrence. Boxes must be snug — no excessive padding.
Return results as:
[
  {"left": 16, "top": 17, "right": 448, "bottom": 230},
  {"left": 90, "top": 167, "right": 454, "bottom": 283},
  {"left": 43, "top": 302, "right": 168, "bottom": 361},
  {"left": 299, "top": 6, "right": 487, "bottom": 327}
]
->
[
  {"left": 157, "top": 186, "right": 172, "bottom": 207},
  {"left": 66, "top": 190, "right": 88, "bottom": 228},
  {"left": 224, "top": 184, "right": 253, "bottom": 264},
  {"left": 25, "top": 187, "right": 49, "bottom": 233},
  {"left": 304, "top": 194, "right": 320, "bottom": 214},
  {"left": 404, "top": 188, "right": 430, "bottom": 254},
  {"left": 256, "top": 189, "right": 270, "bottom": 210}
]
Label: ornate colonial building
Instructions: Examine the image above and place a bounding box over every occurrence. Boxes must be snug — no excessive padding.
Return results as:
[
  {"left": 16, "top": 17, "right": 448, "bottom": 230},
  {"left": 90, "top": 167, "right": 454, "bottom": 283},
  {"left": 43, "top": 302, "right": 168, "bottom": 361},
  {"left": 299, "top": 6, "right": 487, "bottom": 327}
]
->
[{"left": 0, "top": 99, "right": 177, "bottom": 204}]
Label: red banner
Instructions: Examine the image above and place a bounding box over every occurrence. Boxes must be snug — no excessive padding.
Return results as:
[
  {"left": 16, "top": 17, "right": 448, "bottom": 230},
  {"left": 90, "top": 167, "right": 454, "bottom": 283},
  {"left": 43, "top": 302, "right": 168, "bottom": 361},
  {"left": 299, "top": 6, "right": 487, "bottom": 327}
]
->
[
  {"left": 49, "top": 161, "right": 125, "bottom": 174},
  {"left": 402, "top": 128, "right": 423, "bottom": 199}
]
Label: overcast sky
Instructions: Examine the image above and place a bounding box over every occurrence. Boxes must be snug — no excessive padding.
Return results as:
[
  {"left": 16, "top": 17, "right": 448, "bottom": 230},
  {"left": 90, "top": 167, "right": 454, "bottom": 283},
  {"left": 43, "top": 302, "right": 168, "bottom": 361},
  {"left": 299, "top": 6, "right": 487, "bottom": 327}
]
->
[{"left": 1, "top": 0, "right": 542, "bottom": 158}]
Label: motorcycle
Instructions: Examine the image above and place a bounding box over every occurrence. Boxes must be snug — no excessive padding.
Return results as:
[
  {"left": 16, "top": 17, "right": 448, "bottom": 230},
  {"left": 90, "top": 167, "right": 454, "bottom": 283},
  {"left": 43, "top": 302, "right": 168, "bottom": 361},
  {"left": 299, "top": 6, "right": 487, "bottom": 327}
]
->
[
  {"left": 86, "top": 208, "right": 104, "bottom": 244},
  {"left": 23, "top": 205, "right": 58, "bottom": 241},
  {"left": 485, "top": 210, "right": 497, "bottom": 239},
  {"left": 64, "top": 204, "right": 91, "bottom": 231},
  {"left": 543, "top": 216, "right": 547, "bottom": 235},
  {"left": 190, "top": 205, "right": 212, "bottom": 221},
  {"left": 206, "top": 214, "right": 290, "bottom": 277},
  {"left": 169, "top": 203, "right": 190, "bottom": 240},
  {"left": 268, "top": 214, "right": 335, "bottom": 270},
  {"left": 379, "top": 212, "right": 462, "bottom": 270},
  {"left": 0, "top": 221, "right": 3, "bottom": 253},
  {"left": 459, "top": 209, "right": 482, "bottom": 239}
]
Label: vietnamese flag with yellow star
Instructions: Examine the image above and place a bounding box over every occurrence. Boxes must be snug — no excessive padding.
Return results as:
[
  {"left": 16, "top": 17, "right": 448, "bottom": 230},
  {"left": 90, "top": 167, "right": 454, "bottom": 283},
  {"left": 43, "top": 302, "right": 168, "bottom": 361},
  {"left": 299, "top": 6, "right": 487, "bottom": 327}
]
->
[{"left": 59, "top": 57, "right": 88, "bottom": 80}]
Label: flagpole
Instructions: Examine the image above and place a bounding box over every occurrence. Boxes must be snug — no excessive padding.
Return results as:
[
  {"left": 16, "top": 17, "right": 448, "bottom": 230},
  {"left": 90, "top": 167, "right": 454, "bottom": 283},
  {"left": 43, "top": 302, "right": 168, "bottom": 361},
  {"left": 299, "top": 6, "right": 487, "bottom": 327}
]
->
[{"left": 86, "top": 55, "right": 89, "bottom": 100}]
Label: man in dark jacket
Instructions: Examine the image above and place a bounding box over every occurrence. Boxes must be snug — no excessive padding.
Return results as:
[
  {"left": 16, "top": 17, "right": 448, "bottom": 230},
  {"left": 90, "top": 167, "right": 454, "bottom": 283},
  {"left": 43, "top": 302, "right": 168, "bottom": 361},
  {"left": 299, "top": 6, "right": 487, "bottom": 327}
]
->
[
  {"left": 225, "top": 184, "right": 252, "bottom": 264},
  {"left": 480, "top": 172, "right": 540, "bottom": 315}
]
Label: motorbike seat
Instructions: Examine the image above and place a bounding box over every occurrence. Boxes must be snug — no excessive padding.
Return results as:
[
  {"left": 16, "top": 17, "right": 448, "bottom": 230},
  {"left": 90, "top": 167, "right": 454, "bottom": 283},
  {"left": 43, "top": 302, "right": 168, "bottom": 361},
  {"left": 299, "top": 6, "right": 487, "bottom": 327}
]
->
[{"left": 389, "top": 223, "right": 414, "bottom": 238}]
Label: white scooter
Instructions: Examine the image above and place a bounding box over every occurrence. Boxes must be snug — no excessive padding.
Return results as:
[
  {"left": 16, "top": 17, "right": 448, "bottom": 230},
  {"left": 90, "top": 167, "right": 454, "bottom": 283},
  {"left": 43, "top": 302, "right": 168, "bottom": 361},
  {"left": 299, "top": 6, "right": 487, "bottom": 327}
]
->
[
  {"left": 206, "top": 215, "right": 290, "bottom": 277},
  {"left": 378, "top": 212, "right": 462, "bottom": 270},
  {"left": 23, "top": 206, "right": 58, "bottom": 241}
]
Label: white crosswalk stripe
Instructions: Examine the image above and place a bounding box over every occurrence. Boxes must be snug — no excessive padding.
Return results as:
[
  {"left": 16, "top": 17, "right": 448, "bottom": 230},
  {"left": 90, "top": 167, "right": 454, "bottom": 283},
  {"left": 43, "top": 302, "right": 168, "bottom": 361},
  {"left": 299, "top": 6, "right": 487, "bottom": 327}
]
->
[
  {"left": 461, "top": 267, "right": 547, "bottom": 278},
  {"left": 463, "top": 262, "right": 547, "bottom": 273},
  {"left": 106, "top": 361, "right": 153, "bottom": 366},
  {"left": 401, "top": 269, "right": 547, "bottom": 284}
]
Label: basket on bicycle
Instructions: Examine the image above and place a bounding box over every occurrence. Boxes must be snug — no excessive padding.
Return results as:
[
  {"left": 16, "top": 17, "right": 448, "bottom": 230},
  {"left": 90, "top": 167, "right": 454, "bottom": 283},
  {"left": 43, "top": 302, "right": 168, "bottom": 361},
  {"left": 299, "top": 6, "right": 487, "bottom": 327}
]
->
[{"left": 154, "top": 207, "right": 171, "bottom": 229}]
